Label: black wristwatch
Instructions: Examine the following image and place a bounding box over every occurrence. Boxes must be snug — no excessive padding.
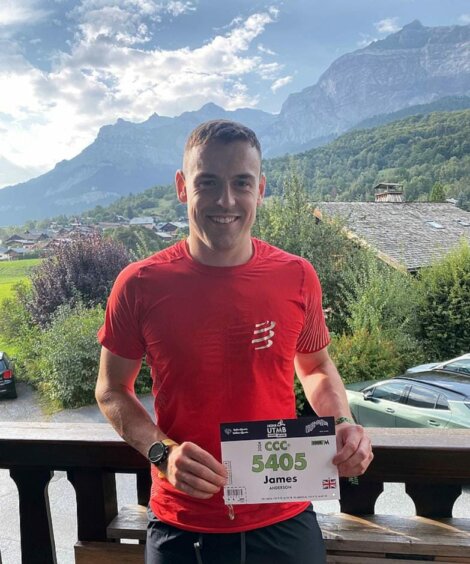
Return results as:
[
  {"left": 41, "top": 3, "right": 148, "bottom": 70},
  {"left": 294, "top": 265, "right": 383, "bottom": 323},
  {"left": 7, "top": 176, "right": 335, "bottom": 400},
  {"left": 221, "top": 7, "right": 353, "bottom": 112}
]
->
[{"left": 147, "top": 439, "right": 178, "bottom": 467}]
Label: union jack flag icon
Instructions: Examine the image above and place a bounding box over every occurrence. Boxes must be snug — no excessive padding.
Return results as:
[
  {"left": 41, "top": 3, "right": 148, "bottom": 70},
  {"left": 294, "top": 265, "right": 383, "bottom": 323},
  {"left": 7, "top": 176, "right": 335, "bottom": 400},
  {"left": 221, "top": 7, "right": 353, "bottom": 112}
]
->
[{"left": 322, "top": 478, "right": 337, "bottom": 489}]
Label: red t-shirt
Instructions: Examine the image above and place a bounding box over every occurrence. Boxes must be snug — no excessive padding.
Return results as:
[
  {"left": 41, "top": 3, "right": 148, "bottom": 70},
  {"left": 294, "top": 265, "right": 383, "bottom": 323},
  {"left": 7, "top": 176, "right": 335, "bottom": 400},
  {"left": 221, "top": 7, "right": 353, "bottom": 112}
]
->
[{"left": 98, "top": 238, "right": 330, "bottom": 533}]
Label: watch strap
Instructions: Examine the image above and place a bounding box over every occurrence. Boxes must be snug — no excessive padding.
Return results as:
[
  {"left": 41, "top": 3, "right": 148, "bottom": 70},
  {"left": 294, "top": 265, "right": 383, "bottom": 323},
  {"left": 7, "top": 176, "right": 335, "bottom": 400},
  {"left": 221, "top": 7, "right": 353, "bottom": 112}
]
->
[{"left": 335, "top": 416, "right": 354, "bottom": 425}]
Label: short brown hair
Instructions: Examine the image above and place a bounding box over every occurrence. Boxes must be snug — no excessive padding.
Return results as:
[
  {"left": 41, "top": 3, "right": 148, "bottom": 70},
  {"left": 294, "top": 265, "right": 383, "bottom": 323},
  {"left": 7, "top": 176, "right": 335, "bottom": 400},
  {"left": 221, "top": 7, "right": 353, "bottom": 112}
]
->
[{"left": 183, "top": 119, "right": 262, "bottom": 170}]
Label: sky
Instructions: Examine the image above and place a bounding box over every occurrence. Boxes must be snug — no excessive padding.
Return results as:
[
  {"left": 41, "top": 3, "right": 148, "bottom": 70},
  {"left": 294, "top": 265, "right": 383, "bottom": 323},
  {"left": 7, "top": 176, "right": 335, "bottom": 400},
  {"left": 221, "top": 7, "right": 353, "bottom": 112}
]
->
[{"left": 1, "top": 0, "right": 469, "bottom": 188}]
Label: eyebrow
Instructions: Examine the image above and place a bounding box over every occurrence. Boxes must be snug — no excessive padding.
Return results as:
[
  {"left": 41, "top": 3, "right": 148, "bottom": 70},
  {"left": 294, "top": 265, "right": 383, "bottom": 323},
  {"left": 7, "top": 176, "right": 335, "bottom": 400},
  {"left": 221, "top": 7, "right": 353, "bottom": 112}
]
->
[{"left": 194, "top": 173, "right": 257, "bottom": 180}]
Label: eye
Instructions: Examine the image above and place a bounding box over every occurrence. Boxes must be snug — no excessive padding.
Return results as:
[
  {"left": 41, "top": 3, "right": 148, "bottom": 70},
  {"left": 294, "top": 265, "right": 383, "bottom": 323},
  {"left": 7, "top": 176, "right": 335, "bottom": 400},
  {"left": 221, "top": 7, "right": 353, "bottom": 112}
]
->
[
  {"left": 196, "top": 179, "right": 216, "bottom": 189},
  {"left": 235, "top": 179, "right": 251, "bottom": 189}
]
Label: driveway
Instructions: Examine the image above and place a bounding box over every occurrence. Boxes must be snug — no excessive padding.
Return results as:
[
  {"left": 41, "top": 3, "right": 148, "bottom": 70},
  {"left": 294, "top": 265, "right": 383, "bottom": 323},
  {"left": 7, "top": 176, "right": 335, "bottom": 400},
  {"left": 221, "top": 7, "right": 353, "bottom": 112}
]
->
[{"left": 1, "top": 383, "right": 469, "bottom": 564}]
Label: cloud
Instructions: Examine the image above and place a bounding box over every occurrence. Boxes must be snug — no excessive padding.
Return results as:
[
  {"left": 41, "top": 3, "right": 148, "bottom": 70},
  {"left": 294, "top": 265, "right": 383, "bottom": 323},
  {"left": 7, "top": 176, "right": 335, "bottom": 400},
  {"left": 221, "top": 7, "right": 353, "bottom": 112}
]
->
[
  {"left": 0, "top": 7, "right": 281, "bottom": 177},
  {"left": 357, "top": 33, "right": 377, "bottom": 48},
  {"left": 166, "top": 1, "right": 195, "bottom": 17},
  {"left": 459, "top": 14, "right": 470, "bottom": 24},
  {"left": 374, "top": 17, "right": 400, "bottom": 34},
  {"left": 258, "top": 43, "right": 276, "bottom": 55},
  {"left": 271, "top": 75, "right": 292, "bottom": 92},
  {"left": 0, "top": 0, "right": 49, "bottom": 27}
]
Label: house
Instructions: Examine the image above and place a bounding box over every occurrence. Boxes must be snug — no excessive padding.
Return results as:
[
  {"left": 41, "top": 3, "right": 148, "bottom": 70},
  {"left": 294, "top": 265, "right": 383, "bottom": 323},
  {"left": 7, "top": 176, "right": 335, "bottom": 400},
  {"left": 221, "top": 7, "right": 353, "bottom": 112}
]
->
[
  {"left": 129, "top": 217, "right": 155, "bottom": 229},
  {"left": 0, "top": 246, "right": 9, "bottom": 261},
  {"left": 316, "top": 185, "right": 470, "bottom": 272},
  {"left": 5, "top": 247, "right": 30, "bottom": 260}
]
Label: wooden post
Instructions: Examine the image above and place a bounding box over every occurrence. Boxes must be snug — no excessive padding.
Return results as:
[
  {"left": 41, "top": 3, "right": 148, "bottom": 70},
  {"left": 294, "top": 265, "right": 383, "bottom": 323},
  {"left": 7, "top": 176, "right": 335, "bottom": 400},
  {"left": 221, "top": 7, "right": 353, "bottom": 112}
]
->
[{"left": 10, "top": 467, "right": 57, "bottom": 564}]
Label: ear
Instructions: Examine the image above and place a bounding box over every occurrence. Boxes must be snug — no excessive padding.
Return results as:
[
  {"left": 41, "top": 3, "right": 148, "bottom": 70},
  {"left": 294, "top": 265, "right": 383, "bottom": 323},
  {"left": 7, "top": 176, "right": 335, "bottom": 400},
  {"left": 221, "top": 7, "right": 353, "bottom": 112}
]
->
[
  {"left": 175, "top": 170, "right": 187, "bottom": 203},
  {"left": 257, "top": 174, "right": 266, "bottom": 206}
]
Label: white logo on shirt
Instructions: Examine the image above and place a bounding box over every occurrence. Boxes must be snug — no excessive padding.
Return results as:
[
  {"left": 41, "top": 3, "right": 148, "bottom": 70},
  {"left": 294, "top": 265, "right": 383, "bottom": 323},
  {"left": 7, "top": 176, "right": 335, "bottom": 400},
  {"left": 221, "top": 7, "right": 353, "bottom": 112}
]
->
[{"left": 251, "top": 321, "right": 276, "bottom": 350}]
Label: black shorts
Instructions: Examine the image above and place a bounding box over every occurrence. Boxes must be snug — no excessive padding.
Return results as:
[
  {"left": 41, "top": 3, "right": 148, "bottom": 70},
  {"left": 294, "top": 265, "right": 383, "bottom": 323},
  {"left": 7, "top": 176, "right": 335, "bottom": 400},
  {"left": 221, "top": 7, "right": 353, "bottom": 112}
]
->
[{"left": 145, "top": 505, "right": 326, "bottom": 564}]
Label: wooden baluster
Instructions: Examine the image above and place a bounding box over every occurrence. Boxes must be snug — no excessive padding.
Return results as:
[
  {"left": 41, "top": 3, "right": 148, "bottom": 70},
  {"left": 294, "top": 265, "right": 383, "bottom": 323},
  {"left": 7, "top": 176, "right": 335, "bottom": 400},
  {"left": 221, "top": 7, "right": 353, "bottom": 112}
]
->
[
  {"left": 10, "top": 467, "right": 56, "bottom": 564},
  {"left": 68, "top": 468, "right": 118, "bottom": 541},
  {"left": 136, "top": 468, "right": 151, "bottom": 507},
  {"left": 406, "top": 483, "right": 462, "bottom": 518},
  {"left": 339, "top": 478, "right": 384, "bottom": 515}
]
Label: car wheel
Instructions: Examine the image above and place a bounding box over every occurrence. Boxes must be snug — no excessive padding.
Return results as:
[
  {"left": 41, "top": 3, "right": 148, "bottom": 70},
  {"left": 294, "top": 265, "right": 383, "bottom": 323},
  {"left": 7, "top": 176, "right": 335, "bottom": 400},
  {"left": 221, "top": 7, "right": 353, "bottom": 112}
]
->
[{"left": 7, "top": 386, "right": 17, "bottom": 399}]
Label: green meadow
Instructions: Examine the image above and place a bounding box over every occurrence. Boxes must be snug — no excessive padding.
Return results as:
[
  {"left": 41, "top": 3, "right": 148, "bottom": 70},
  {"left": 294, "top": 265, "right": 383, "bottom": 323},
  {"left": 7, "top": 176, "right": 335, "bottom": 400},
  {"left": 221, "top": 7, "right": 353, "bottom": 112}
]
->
[
  {"left": 0, "top": 258, "right": 40, "bottom": 302},
  {"left": 0, "top": 259, "right": 41, "bottom": 354}
]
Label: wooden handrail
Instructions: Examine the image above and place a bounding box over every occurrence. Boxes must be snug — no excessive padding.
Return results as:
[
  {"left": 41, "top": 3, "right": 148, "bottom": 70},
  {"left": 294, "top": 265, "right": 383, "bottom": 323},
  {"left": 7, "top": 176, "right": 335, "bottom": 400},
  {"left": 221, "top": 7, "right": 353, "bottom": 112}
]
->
[{"left": 1, "top": 424, "right": 469, "bottom": 563}]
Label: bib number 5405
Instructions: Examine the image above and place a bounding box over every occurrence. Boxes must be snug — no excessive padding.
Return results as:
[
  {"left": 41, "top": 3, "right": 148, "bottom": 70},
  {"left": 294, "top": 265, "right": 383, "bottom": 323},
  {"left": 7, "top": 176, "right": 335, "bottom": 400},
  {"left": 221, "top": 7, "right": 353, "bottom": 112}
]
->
[{"left": 251, "top": 453, "right": 307, "bottom": 473}]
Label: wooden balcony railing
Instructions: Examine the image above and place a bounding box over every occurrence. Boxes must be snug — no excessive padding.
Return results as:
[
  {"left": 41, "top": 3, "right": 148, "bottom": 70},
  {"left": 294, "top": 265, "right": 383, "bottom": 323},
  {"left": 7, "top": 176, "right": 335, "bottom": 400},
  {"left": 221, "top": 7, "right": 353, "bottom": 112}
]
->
[{"left": 1, "top": 424, "right": 469, "bottom": 564}]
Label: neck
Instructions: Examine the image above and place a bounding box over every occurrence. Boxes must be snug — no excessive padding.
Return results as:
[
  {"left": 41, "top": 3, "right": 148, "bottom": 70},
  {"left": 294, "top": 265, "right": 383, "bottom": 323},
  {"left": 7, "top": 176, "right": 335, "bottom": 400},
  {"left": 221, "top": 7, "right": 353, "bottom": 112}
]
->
[{"left": 186, "top": 237, "right": 253, "bottom": 267}]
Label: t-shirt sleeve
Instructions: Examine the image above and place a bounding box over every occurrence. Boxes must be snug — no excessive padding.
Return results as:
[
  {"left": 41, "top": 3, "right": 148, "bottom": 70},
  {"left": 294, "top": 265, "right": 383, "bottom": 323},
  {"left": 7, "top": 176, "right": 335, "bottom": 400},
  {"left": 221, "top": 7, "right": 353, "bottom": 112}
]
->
[
  {"left": 296, "top": 260, "right": 331, "bottom": 354},
  {"left": 97, "top": 264, "right": 146, "bottom": 360}
]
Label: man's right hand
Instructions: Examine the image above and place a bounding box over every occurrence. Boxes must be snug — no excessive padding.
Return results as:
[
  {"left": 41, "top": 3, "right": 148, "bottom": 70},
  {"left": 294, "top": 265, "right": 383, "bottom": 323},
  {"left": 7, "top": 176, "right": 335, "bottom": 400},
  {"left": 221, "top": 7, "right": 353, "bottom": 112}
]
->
[{"left": 162, "top": 442, "right": 227, "bottom": 499}]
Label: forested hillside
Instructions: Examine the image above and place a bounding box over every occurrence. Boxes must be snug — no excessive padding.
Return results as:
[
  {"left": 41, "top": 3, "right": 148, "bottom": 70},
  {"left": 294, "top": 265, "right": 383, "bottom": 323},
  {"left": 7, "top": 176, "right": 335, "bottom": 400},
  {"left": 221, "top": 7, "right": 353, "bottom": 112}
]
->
[
  {"left": 263, "top": 109, "right": 470, "bottom": 206},
  {"left": 28, "top": 108, "right": 470, "bottom": 228}
]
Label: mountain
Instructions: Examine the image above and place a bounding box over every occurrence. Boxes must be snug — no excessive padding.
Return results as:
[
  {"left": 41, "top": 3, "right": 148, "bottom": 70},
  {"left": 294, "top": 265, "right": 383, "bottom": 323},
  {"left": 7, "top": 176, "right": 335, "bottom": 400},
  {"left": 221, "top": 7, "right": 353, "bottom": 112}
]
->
[
  {"left": 0, "top": 104, "right": 276, "bottom": 225},
  {"left": 351, "top": 96, "right": 470, "bottom": 131},
  {"left": 1, "top": 20, "right": 469, "bottom": 226},
  {"left": 263, "top": 109, "right": 470, "bottom": 204},
  {"left": 262, "top": 21, "right": 470, "bottom": 156},
  {"left": 77, "top": 108, "right": 470, "bottom": 224}
]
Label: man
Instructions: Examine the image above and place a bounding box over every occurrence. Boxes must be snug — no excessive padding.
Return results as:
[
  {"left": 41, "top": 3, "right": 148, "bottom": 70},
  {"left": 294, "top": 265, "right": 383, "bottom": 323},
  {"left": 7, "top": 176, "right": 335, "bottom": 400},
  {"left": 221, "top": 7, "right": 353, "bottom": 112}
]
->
[{"left": 96, "top": 120, "right": 373, "bottom": 564}]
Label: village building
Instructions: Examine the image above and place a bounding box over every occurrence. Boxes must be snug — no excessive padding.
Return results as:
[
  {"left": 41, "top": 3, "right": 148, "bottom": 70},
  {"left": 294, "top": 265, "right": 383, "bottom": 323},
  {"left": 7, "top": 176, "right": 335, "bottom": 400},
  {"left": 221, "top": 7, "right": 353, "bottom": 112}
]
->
[{"left": 316, "top": 183, "right": 470, "bottom": 272}]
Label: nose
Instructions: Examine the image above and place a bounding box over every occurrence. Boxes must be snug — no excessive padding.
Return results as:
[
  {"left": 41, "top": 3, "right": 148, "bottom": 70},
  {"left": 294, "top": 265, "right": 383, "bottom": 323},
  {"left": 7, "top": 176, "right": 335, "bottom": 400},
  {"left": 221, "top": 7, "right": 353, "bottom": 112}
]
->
[{"left": 216, "top": 183, "right": 235, "bottom": 209}]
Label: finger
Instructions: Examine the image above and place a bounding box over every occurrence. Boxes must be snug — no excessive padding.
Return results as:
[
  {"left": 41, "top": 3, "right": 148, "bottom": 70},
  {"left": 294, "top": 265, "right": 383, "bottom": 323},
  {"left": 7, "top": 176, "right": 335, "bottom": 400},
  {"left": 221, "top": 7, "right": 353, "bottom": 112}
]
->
[
  {"left": 173, "top": 470, "right": 222, "bottom": 497},
  {"left": 333, "top": 426, "right": 367, "bottom": 465},
  {"left": 172, "top": 476, "right": 220, "bottom": 499},
  {"left": 181, "top": 442, "right": 227, "bottom": 481},
  {"left": 333, "top": 432, "right": 371, "bottom": 467},
  {"left": 338, "top": 452, "right": 374, "bottom": 478}
]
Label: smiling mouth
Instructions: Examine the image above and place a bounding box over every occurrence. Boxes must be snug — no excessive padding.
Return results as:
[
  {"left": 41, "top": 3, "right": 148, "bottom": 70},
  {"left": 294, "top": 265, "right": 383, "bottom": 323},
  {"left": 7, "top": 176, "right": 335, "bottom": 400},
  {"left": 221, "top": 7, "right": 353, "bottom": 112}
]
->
[{"left": 208, "top": 216, "right": 239, "bottom": 224}]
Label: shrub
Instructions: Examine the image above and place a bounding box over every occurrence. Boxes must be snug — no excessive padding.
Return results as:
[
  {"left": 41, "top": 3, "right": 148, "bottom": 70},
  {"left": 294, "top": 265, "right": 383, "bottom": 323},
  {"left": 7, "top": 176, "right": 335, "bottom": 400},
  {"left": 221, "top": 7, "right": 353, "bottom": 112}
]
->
[
  {"left": 37, "top": 303, "right": 105, "bottom": 408},
  {"left": 28, "top": 235, "right": 129, "bottom": 326},
  {"left": 329, "top": 328, "right": 403, "bottom": 385},
  {"left": 417, "top": 240, "right": 470, "bottom": 359},
  {"left": 36, "top": 303, "right": 152, "bottom": 409},
  {"left": 335, "top": 252, "right": 424, "bottom": 382}
]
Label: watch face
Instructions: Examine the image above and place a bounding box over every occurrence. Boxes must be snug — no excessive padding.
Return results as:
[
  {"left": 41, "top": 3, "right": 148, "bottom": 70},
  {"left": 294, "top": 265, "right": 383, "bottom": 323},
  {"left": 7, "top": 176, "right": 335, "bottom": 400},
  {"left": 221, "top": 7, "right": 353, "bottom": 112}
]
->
[{"left": 148, "top": 442, "right": 167, "bottom": 465}]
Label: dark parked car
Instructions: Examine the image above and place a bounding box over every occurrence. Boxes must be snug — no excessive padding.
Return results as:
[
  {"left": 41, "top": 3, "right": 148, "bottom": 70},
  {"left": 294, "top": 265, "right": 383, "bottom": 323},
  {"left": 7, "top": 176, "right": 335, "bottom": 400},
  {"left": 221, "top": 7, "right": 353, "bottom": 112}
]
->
[
  {"left": 405, "top": 353, "right": 470, "bottom": 378},
  {"left": 0, "top": 352, "right": 17, "bottom": 399},
  {"left": 346, "top": 374, "right": 470, "bottom": 428}
]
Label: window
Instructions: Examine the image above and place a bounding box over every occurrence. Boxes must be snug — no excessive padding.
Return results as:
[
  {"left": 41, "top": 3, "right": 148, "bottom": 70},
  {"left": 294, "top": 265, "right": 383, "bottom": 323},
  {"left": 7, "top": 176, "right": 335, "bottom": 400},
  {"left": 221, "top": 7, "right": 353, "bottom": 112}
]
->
[
  {"left": 425, "top": 221, "right": 444, "bottom": 229},
  {"left": 406, "top": 386, "right": 439, "bottom": 409},
  {"left": 442, "top": 359, "right": 470, "bottom": 376},
  {"left": 436, "top": 394, "right": 450, "bottom": 411},
  {"left": 371, "top": 381, "right": 408, "bottom": 402}
]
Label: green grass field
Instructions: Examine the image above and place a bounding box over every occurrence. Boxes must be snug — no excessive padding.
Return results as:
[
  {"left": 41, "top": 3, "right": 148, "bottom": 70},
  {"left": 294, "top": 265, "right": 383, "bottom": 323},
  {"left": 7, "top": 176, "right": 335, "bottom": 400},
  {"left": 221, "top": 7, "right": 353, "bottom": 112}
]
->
[
  {"left": 0, "top": 259, "right": 41, "bottom": 355},
  {"left": 0, "top": 258, "right": 41, "bottom": 302}
]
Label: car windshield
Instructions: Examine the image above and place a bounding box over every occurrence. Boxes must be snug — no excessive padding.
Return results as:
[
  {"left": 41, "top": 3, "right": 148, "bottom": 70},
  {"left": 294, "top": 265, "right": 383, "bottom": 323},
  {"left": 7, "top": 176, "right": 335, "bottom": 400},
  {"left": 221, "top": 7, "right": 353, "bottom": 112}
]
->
[
  {"left": 0, "top": 360, "right": 7, "bottom": 371},
  {"left": 442, "top": 359, "right": 470, "bottom": 375}
]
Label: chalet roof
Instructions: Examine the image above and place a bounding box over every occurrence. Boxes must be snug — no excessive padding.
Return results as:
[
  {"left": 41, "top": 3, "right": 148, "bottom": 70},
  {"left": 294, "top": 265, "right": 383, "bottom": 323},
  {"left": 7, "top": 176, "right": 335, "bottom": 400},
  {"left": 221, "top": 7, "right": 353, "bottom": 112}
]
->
[
  {"left": 316, "top": 202, "right": 470, "bottom": 271},
  {"left": 129, "top": 217, "right": 154, "bottom": 225}
]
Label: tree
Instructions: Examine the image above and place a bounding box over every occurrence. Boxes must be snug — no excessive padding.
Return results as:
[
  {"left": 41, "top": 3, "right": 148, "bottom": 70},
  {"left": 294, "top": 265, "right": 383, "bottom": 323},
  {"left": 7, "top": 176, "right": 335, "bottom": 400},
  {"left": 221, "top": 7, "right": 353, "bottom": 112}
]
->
[
  {"left": 254, "top": 171, "right": 370, "bottom": 334},
  {"left": 104, "top": 226, "right": 168, "bottom": 259},
  {"left": 27, "top": 235, "right": 130, "bottom": 326},
  {"left": 429, "top": 182, "right": 446, "bottom": 202},
  {"left": 330, "top": 253, "right": 424, "bottom": 383},
  {"left": 417, "top": 240, "right": 470, "bottom": 359}
]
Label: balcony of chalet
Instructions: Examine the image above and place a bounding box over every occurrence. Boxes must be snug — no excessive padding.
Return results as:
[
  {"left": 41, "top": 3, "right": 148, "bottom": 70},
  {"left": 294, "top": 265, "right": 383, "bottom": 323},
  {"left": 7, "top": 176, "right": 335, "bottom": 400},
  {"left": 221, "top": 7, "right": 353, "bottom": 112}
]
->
[{"left": 1, "top": 424, "right": 470, "bottom": 563}]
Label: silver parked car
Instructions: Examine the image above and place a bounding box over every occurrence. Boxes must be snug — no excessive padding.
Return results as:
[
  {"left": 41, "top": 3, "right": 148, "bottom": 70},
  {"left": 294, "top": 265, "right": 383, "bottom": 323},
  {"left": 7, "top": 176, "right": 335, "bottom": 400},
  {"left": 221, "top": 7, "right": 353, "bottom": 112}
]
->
[
  {"left": 405, "top": 353, "right": 470, "bottom": 378},
  {"left": 346, "top": 374, "right": 470, "bottom": 428}
]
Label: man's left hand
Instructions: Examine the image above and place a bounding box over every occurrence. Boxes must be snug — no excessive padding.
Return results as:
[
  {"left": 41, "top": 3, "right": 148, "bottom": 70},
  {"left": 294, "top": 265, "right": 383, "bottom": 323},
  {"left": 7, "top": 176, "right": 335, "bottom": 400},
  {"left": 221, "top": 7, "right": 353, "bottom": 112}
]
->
[{"left": 332, "top": 423, "right": 373, "bottom": 477}]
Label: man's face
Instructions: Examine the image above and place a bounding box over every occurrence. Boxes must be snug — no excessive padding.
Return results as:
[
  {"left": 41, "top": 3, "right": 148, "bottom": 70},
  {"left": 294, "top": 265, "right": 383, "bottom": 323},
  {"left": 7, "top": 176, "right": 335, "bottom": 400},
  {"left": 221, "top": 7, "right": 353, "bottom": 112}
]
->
[{"left": 176, "top": 140, "right": 266, "bottom": 266}]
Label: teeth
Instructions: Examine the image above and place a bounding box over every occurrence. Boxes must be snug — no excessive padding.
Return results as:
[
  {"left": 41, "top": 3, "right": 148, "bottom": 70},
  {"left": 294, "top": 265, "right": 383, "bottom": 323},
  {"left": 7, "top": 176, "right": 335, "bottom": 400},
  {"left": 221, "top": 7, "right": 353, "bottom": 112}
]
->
[{"left": 210, "top": 216, "right": 237, "bottom": 224}]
